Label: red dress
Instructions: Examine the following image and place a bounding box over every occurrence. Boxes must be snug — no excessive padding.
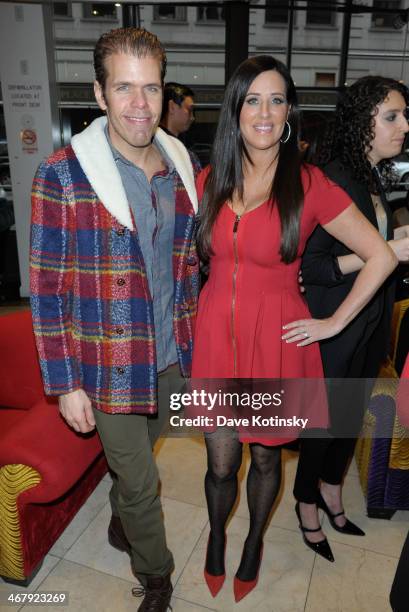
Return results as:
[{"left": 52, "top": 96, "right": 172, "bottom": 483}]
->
[{"left": 192, "top": 165, "right": 352, "bottom": 444}]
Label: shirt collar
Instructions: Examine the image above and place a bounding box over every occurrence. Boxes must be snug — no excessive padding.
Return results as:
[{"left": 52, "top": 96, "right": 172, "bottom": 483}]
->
[{"left": 104, "top": 123, "right": 175, "bottom": 175}]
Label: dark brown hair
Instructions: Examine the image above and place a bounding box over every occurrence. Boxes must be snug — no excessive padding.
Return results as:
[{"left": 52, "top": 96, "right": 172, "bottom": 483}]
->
[
  {"left": 161, "top": 82, "right": 195, "bottom": 120},
  {"left": 197, "top": 55, "right": 304, "bottom": 264},
  {"left": 94, "top": 27, "right": 167, "bottom": 91},
  {"left": 317, "top": 76, "right": 409, "bottom": 193}
]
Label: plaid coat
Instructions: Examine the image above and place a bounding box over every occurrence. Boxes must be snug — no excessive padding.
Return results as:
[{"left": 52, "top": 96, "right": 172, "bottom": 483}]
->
[{"left": 30, "top": 117, "right": 200, "bottom": 414}]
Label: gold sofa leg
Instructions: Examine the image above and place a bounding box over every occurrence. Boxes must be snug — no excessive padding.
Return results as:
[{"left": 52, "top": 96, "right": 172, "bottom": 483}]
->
[{"left": 0, "top": 465, "right": 41, "bottom": 581}]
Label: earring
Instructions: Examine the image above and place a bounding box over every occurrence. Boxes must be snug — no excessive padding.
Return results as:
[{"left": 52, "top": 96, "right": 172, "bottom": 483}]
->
[{"left": 280, "top": 121, "right": 291, "bottom": 144}]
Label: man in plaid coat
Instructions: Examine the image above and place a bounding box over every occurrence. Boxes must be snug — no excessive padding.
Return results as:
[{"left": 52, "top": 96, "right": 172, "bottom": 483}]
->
[{"left": 30, "top": 28, "right": 200, "bottom": 612}]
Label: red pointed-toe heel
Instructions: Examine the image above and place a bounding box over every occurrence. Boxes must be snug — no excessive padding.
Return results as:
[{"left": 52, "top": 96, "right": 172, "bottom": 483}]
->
[
  {"left": 203, "top": 535, "right": 226, "bottom": 598},
  {"left": 204, "top": 568, "right": 225, "bottom": 598},
  {"left": 233, "top": 544, "right": 263, "bottom": 603}
]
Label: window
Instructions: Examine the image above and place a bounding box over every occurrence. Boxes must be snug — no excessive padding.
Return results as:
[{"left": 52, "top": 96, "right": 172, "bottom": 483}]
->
[
  {"left": 53, "top": 2, "right": 72, "bottom": 18},
  {"left": 315, "top": 72, "right": 336, "bottom": 87},
  {"left": 372, "top": 0, "right": 402, "bottom": 28},
  {"left": 306, "top": 0, "right": 335, "bottom": 26},
  {"left": 153, "top": 5, "right": 187, "bottom": 22},
  {"left": 83, "top": 3, "right": 117, "bottom": 19},
  {"left": 265, "top": 1, "right": 289, "bottom": 24},
  {"left": 197, "top": 6, "right": 225, "bottom": 22}
]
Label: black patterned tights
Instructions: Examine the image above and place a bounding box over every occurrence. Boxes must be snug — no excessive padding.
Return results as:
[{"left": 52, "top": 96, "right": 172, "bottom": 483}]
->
[{"left": 204, "top": 433, "right": 282, "bottom": 580}]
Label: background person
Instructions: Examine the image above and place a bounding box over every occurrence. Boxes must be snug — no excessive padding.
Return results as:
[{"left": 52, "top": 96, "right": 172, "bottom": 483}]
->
[
  {"left": 294, "top": 76, "right": 409, "bottom": 561},
  {"left": 160, "top": 82, "right": 195, "bottom": 138}
]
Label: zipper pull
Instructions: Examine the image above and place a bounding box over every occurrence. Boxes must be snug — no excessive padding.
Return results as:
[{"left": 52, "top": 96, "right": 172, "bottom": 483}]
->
[{"left": 233, "top": 214, "right": 241, "bottom": 233}]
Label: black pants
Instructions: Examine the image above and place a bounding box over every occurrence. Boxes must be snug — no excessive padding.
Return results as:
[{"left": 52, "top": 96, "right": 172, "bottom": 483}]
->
[
  {"left": 293, "top": 378, "right": 371, "bottom": 503},
  {"left": 294, "top": 435, "right": 357, "bottom": 502}
]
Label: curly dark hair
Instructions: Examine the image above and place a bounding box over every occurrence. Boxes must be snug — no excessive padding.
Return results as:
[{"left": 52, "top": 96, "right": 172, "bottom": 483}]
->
[{"left": 317, "top": 76, "right": 409, "bottom": 193}]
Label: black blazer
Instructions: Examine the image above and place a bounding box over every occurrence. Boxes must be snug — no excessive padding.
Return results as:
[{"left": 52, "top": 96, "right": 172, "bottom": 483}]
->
[{"left": 301, "top": 159, "right": 395, "bottom": 378}]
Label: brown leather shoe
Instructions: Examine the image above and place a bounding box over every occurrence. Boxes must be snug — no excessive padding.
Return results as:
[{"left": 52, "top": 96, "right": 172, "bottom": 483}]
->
[
  {"left": 108, "top": 515, "right": 132, "bottom": 555},
  {"left": 132, "top": 574, "right": 173, "bottom": 612}
]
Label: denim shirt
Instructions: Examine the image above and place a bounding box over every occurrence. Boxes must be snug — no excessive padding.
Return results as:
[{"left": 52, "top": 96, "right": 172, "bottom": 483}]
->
[{"left": 105, "top": 127, "right": 178, "bottom": 372}]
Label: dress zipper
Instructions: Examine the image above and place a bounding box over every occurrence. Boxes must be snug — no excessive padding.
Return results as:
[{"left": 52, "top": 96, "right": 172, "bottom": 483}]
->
[{"left": 231, "top": 214, "right": 241, "bottom": 376}]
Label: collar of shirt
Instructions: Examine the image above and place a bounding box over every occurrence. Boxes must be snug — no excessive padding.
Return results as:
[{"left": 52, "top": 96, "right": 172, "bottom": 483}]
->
[{"left": 103, "top": 123, "right": 176, "bottom": 178}]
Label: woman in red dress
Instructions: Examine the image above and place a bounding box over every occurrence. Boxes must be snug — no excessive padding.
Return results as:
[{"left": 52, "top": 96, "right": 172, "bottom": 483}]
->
[{"left": 192, "top": 55, "right": 397, "bottom": 602}]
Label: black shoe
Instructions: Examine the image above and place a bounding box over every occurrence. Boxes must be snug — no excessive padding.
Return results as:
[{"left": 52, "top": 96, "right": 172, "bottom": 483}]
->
[
  {"left": 295, "top": 502, "right": 334, "bottom": 562},
  {"left": 132, "top": 574, "right": 173, "bottom": 612},
  {"left": 108, "top": 515, "right": 132, "bottom": 554},
  {"left": 317, "top": 491, "right": 365, "bottom": 536},
  {"left": 108, "top": 515, "right": 138, "bottom": 577}
]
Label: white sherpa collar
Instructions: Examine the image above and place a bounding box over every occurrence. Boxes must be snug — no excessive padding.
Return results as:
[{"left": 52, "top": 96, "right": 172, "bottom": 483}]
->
[
  {"left": 71, "top": 116, "right": 198, "bottom": 230},
  {"left": 155, "top": 127, "right": 198, "bottom": 212}
]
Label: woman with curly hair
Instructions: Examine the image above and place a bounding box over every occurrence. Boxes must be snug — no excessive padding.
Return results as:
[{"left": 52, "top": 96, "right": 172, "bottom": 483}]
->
[
  {"left": 294, "top": 76, "right": 409, "bottom": 561},
  {"left": 193, "top": 58, "right": 398, "bottom": 601}
]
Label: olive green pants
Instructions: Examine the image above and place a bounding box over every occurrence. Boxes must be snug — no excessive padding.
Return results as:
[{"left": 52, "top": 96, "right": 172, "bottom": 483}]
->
[{"left": 93, "top": 365, "right": 184, "bottom": 582}]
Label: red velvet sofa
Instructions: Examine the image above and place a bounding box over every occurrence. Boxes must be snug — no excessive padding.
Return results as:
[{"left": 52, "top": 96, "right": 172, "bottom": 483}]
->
[{"left": 0, "top": 310, "right": 107, "bottom": 585}]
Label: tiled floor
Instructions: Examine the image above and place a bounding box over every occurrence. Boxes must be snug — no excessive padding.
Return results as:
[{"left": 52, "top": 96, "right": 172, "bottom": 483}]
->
[{"left": 1, "top": 437, "right": 407, "bottom": 612}]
